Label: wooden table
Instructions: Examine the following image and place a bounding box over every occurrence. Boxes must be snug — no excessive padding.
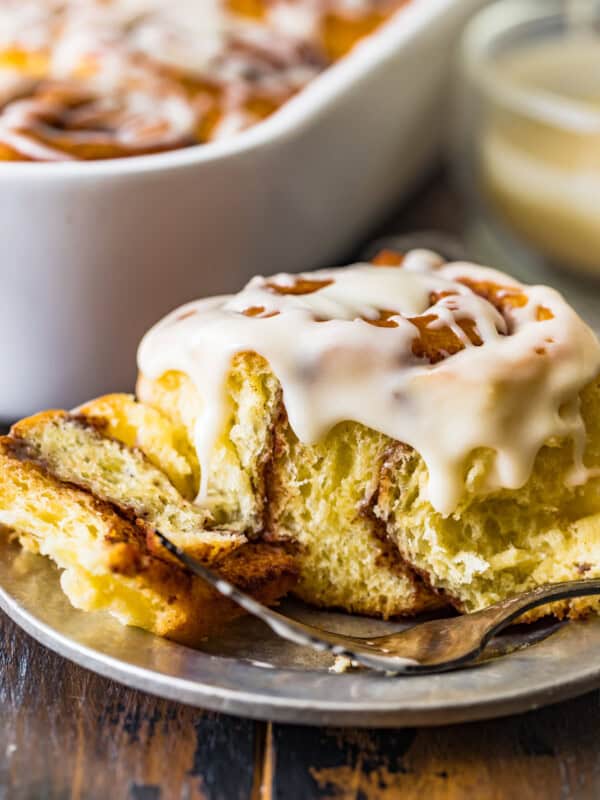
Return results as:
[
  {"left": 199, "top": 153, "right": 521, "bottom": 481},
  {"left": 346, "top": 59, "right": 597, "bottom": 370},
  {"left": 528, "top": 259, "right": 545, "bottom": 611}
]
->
[{"left": 2, "top": 170, "right": 599, "bottom": 800}]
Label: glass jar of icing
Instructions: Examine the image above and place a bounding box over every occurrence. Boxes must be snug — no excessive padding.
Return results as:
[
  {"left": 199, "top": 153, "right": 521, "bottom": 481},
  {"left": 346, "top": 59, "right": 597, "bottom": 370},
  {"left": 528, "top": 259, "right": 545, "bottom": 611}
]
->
[{"left": 454, "top": 0, "right": 600, "bottom": 282}]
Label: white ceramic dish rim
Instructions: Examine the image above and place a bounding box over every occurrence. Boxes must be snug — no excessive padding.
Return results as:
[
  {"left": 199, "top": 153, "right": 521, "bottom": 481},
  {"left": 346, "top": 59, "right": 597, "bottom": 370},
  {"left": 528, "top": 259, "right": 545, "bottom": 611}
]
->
[{"left": 0, "top": 0, "right": 456, "bottom": 182}]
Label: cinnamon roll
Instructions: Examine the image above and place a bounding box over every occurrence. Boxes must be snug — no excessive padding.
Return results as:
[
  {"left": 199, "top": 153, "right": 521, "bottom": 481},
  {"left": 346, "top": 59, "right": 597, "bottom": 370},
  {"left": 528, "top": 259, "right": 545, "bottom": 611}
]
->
[
  {"left": 0, "top": 0, "right": 405, "bottom": 161},
  {"left": 135, "top": 249, "right": 600, "bottom": 620},
  {"left": 3, "top": 249, "right": 600, "bottom": 639}
]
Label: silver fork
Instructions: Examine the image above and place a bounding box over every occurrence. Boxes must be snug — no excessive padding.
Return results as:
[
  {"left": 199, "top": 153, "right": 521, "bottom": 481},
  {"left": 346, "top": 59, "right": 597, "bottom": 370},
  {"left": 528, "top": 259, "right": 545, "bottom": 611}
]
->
[{"left": 156, "top": 532, "right": 600, "bottom": 674}]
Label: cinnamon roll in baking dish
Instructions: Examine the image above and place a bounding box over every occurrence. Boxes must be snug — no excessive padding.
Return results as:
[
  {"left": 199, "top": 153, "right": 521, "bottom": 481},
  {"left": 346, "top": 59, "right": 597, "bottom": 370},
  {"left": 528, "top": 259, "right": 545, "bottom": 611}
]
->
[
  {"left": 3, "top": 249, "right": 600, "bottom": 642},
  {"left": 0, "top": 0, "right": 406, "bottom": 162}
]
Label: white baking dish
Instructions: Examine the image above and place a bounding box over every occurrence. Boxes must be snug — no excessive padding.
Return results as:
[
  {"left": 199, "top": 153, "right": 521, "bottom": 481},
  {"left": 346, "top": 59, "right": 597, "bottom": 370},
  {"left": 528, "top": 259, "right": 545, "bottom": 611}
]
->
[{"left": 0, "top": 0, "right": 487, "bottom": 418}]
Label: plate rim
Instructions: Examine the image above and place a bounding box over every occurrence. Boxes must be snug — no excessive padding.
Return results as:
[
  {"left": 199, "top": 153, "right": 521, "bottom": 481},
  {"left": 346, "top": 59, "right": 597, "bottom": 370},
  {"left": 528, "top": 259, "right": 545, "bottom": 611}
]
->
[{"left": 3, "top": 548, "right": 600, "bottom": 727}]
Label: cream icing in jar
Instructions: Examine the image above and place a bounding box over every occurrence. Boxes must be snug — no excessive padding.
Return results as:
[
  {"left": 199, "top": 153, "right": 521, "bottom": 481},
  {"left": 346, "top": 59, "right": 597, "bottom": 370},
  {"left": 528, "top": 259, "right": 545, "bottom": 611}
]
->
[{"left": 138, "top": 249, "right": 600, "bottom": 516}]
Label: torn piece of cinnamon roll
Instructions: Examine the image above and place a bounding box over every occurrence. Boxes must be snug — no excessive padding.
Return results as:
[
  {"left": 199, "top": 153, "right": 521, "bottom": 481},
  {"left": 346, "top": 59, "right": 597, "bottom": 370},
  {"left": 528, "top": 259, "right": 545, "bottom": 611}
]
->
[{"left": 0, "top": 396, "right": 296, "bottom": 644}]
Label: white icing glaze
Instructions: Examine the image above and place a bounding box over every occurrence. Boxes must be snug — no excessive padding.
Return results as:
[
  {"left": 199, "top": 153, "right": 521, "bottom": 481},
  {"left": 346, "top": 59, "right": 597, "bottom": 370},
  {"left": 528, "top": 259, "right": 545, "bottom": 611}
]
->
[
  {"left": 138, "top": 250, "right": 600, "bottom": 516},
  {"left": 267, "top": 3, "right": 321, "bottom": 41}
]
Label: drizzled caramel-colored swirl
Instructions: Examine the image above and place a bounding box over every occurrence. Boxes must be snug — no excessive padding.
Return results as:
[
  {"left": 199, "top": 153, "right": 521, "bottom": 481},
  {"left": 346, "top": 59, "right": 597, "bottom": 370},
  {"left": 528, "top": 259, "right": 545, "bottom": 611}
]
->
[
  {"left": 138, "top": 249, "right": 600, "bottom": 515},
  {"left": 0, "top": 0, "right": 404, "bottom": 161}
]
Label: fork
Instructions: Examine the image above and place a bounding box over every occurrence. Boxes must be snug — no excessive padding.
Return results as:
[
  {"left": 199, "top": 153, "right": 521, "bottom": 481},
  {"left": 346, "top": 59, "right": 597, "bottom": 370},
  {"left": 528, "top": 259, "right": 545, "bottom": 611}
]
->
[{"left": 156, "top": 532, "right": 600, "bottom": 674}]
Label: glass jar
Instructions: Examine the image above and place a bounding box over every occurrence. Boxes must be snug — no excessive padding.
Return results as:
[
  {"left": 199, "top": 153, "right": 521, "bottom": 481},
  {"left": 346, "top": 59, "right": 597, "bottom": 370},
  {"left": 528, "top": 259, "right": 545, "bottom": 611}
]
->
[{"left": 453, "top": 0, "right": 600, "bottom": 316}]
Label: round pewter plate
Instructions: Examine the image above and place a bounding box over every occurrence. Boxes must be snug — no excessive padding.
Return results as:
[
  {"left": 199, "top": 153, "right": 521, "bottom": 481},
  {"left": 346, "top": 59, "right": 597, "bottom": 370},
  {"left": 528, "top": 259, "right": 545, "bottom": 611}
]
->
[{"left": 2, "top": 541, "right": 600, "bottom": 726}]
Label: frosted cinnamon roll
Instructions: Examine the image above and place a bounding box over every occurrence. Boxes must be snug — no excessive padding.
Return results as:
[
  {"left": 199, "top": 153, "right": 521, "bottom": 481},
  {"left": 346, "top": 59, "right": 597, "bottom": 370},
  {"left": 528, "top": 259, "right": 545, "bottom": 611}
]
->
[
  {"left": 136, "top": 249, "right": 600, "bottom": 619},
  {"left": 4, "top": 249, "right": 600, "bottom": 639},
  {"left": 0, "top": 0, "right": 404, "bottom": 161}
]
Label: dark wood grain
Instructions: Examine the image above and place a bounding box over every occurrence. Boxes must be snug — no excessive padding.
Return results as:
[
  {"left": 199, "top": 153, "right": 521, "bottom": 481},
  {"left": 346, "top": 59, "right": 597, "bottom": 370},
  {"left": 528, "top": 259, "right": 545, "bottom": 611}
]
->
[
  {"left": 3, "top": 598, "right": 600, "bottom": 800},
  {"left": 266, "top": 699, "right": 600, "bottom": 800},
  {"left": 2, "top": 169, "right": 600, "bottom": 800},
  {"left": 0, "top": 613, "right": 260, "bottom": 800}
]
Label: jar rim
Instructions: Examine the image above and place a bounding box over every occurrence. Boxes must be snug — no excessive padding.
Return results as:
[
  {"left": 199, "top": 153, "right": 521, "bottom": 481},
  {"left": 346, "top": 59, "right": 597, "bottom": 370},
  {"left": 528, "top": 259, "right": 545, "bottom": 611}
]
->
[{"left": 461, "top": 0, "right": 600, "bottom": 133}]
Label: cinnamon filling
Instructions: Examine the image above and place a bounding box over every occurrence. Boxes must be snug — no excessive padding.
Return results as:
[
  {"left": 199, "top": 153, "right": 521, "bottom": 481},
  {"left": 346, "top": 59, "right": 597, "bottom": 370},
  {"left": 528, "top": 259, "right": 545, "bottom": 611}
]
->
[{"left": 266, "top": 278, "right": 334, "bottom": 295}]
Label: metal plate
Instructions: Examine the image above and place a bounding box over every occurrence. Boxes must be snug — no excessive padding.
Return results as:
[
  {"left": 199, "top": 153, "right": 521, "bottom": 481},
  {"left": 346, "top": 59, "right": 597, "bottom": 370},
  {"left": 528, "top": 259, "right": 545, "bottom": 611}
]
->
[{"left": 3, "top": 540, "right": 600, "bottom": 727}]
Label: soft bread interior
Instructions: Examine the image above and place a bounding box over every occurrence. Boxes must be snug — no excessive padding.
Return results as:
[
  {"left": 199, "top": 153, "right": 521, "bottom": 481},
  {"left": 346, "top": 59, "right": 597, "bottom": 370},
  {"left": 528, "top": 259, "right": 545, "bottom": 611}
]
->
[
  {"left": 373, "top": 378, "right": 600, "bottom": 619},
  {"left": 266, "top": 416, "right": 442, "bottom": 617},
  {"left": 137, "top": 354, "right": 282, "bottom": 531},
  {"left": 76, "top": 393, "right": 198, "bottom": 499},
  {"left": 11, "top": 409, "right": 244, "bottom": 562},
  {"left": 138, "top": 359, "right": 443, "bottom": 618}
]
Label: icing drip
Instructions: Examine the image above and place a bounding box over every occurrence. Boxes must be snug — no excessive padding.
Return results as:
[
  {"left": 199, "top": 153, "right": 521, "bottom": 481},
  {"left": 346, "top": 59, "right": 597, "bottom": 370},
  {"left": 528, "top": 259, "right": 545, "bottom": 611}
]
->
[
  {"left": 138, "top": 250, "right": 600, "bottom": 516},
  {"left": 0, "top": 0, "right": 397, "bottom": 160}
]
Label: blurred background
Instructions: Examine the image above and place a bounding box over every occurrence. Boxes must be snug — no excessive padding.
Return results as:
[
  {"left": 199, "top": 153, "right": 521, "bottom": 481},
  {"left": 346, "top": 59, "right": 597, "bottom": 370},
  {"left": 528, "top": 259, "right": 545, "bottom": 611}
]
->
[
  {"left": 0, "top": 0, "right": 598, "bottom": 419},
  {"left": 454, "top": 0, "right": 600, "bottom": 332}
]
